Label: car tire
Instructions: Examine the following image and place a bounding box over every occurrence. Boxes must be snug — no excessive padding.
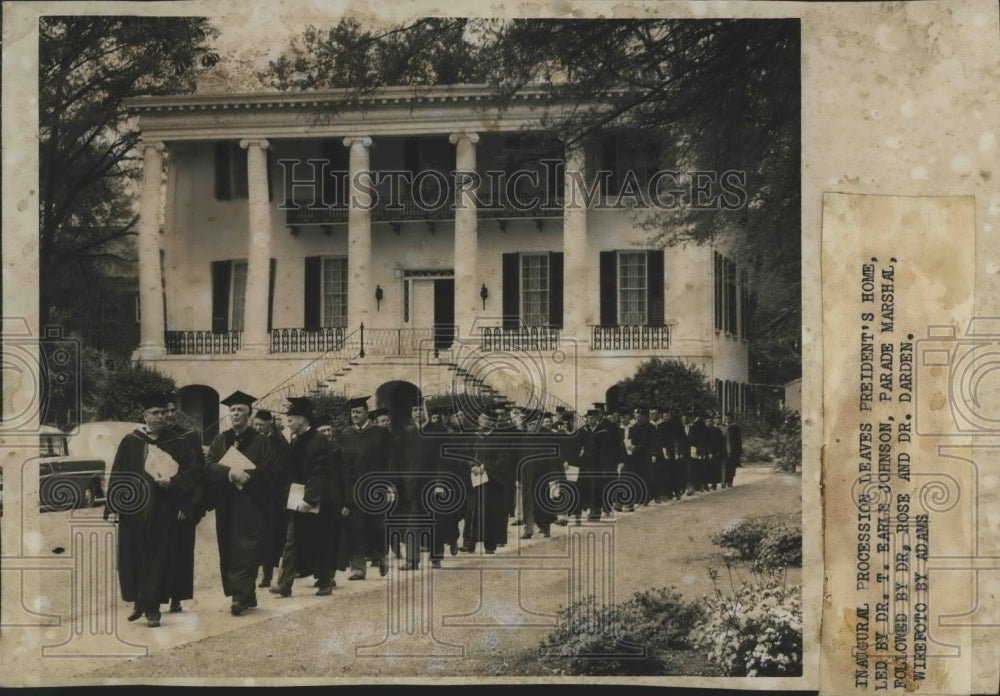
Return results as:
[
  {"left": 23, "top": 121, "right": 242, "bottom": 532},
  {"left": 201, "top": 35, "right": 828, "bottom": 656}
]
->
[{"left": 82, "top": 482, "right": 98, "bottom": 508}]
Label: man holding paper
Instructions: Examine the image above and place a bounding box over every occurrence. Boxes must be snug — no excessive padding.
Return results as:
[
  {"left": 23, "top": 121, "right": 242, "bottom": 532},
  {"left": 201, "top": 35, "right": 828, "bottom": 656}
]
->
[
  {"left": 105, "top": 391, "right": 202, "bottom": 628},
  {"left": 205, "top": 390, "right": 279, "bottom": 616},
  {"left": 272, "top": 397, "right": 348, "bottom": 596}
]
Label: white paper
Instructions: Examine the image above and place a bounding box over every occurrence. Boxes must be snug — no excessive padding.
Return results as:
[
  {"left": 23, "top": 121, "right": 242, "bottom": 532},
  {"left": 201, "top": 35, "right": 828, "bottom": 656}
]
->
[
  {"left": 564, "top": 464, "right": 580, "bottom": 483},
  {"left": 143, "top": 443, "right": 179, "bottom": 483},
  {"left": 285, "top": 482, "right": 319, "bottom": 513},
  {"left": 470, "top": 467, "right": 489, "bottom": 488},
  {"left": 219, "top": 445, "right": 256, "bottom": 489}
]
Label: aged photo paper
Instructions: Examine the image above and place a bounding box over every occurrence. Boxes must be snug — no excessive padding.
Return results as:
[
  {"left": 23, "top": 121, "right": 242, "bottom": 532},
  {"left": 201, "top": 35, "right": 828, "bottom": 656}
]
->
[{"left": 1, "top": 0, "right": 998, "bottom": 693}]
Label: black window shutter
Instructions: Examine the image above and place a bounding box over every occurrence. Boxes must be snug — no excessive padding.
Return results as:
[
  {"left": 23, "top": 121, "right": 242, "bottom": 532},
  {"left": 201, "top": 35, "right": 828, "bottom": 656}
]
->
[
  {"left": 267, "top": 258, "right": 276, "bottom": 332},
  {"left": 214, "top": 143, "right": 232, "bottom": 200},
  {"left": 502, "top": 253, "right": 520, "bottom": 329},
  {"left": 211, "top": 261, "right": 231, "bottom": 332},
  {"left": 647, "top": 250, "right": 664, "bottom": 326},
  {"left": 548, "top": 252, "right": 564, "bottom": 328},
  {"left": 599, "top": 251, "right": 617, "bottom": 326},
  {"left": 304, "top": 256, "right": 321, "bottom": 330}
]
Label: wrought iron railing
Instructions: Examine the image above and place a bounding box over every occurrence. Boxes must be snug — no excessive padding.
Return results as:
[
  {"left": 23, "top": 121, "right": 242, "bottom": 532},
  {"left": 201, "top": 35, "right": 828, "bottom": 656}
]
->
[
  {"left": 480, "top": 326, "right": 560, "bottom": 352},
  {"left": 590, "top": 325, "right": 671, "bottom": 350},
  {"left": 361, "top": 326, "right": 453, "bottom": 356},
  {"left": 270, "top": 327, "right": 345, "bottom": 354},
  {"left": 284, "top": 192, "right": 564, "bottom": 227},
  {"left": 165, "top": 331, "right": 241, "bottom": 355}
]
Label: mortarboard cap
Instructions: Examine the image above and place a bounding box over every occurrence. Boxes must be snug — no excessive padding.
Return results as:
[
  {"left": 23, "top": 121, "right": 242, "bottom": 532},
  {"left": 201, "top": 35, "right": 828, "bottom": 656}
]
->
[
  {"left": 140, "top": 391, "right": 171, "bottom": 410},
  {"left": 592, "top": 402, "right": 606, "bottom": 411},
  {"left": 542, "top": 411, "right": 554, "bottom": 419},
  {"left": 369, "top": 407, "right": 389, "bottom": 419},
  {"left": 286, "top": 397, "right": 314, "bottom": 419},
  {"left": 254, "top": 409, "right": 273, "bottom": 421},
  {"left": 221, "top": 390, "right": 257, "bottom": 408},
  {"left": 586, "top": 408, "right": 602, "bottom": 417},
  {"left": 555, "top": 406, "right": 567, "bottom": 413},
  {"left": 346, "top": 396, "right": 371, "bottom": 410}
]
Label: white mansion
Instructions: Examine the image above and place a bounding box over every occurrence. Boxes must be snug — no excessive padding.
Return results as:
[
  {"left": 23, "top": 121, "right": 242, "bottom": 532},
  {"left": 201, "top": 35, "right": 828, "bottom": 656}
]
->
[{"left": 125, "top": 84, "right": 749, "bottom": 437}]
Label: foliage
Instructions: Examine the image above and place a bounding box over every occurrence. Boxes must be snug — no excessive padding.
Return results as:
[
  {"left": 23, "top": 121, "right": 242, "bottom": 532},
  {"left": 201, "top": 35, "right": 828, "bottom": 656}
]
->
[
  {"left": 756, "top": 524, "right": 803, "bottom": 570},
  {"left": 307, "top": 394, "right": 350, "bottom": 433},
  {"left": 711, "top": 517, "right": 774, "bottom": 560},
  {"left": 39, "top": 16, "right": 219, "bottom": 346},
  {"left": 693, "top": 566, "right": 802, "bottom": 677},
  {"left": 739, "top": 436, "right": 774, "bottom": 464},
  {"left": 609, "top": 358, "right": 718, "bottom": 415},
  {"left": 772, "top": 411, "right": 802, "bottom": 472},
  {"left": 92, "top": 362, "right": 176, "bottom": 422},
  {"left": 539, "top": 587, "right": 704, "bottom": 675}
]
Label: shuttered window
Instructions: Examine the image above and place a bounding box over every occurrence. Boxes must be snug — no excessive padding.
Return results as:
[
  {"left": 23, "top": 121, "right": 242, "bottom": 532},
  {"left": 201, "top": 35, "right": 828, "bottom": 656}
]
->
[
  {"left": 599, "top": 250, "right": 665, "bottom": 326},
  {"left": 503, "top": 252, "right": 564, "bottom": 328}
]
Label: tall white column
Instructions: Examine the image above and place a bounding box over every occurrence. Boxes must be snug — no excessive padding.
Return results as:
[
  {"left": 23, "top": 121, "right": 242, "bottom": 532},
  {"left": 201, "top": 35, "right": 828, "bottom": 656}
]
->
[
  {"left": 449, "top": 132, "right": 479, "bottom": 340},
  {"left": 563, "top": 142, "right": 588, "bottom": 340},
  {"left": 239, "top": 138, "right": 272, "bottom": 354},
  {"left": 136, "top": 141, "right": 167, "bottom": 360},
  {"left": 344, "top": 136, "right": 373, "bottom": 329}
]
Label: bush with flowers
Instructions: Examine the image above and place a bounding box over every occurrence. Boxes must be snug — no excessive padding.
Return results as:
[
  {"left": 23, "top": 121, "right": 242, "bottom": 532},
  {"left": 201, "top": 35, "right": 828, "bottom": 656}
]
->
[{"left": 692, "top": 565, "right": 803, "bottom": 677}]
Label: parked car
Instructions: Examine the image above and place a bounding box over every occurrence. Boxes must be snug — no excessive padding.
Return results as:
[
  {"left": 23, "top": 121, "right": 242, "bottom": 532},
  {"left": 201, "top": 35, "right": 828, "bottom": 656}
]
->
[
  {"left": 67, "top": 421, "right": 142, "bottom": 500},
  {"left": 37, "top": 425, "right": 110, "bottom": 512}
]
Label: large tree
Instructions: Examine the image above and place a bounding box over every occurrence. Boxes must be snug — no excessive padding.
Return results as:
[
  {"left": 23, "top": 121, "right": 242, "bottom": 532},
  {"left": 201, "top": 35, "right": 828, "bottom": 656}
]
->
[
  {"left": 261, "top": 18, "right": 801, "bottom": 386},
  {"left": 39, "top": 16, "right": 220, "bottom": 348}
]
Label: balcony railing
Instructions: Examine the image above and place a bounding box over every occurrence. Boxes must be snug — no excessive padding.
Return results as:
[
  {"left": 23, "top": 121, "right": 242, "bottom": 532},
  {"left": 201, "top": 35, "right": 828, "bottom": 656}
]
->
[
  {"left": 270, "top": 327, "right": 346, "bottom": 354},
  {"left": 285, "top": 193, "right": 564, "bottom": 228},
  {"left": 590, "top": 325, "right": 671, "bottom": 351},
  {"left": 165, "top": 330, "right": 241, "bottom": 355},
  {"left": 481, "top": 326, "right": 561, "bottom": 352},
  {"left": 362, "top": 326, "right": 454, "bottom": 356}
]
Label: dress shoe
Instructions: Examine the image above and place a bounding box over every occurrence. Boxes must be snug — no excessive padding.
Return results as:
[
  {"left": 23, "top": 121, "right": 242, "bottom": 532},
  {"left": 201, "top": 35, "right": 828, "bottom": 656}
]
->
[
  {"left": 315, "top": 586, "right": 333, "bottom": 596},
  {"left": 248, "top": 594, "right": 258, "bottom": 608},
  {"left": 519, "top": 532, "right": 533, "bottom": 540},
  {"left": 169, "top": 600, "right": 182, "bottom": 613},
  {"left": 348, "top": 573, "right": 365, "bottom": 581},
  {"left": 459, "top": 546, "right": 474, "bottom": 553},
  {"left": 484, "top": 548, "right": 496, "bottom": 554},
  {"left": 378, "top": 560, "right": 388, "bottom": 577},
  {"left": 258, "top": 580, "right": 271, "bottom": 588},
  {"left": 450, "top": 544, "right": 459, "bottom": 556},
  {"left": 230, "top": 601, "right": 246, "bottom": 616},
  {"left": 127, "top": 603, "right": 142, "bottom": 622},
  {"left": 269, "top": 586, "right": 291, "bottom": 597},
  {"left": 146, "top": 613, "right": 161, "bottom": 627}
]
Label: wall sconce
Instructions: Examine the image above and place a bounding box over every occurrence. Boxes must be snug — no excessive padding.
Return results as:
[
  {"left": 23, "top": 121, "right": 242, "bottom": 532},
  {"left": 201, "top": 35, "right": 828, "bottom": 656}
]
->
[
  {"left": 480, "top": 284, "right": 489, "bottom": 310},
  {"left": 375, "top": 285, "right": 384, "bottom": 311}
]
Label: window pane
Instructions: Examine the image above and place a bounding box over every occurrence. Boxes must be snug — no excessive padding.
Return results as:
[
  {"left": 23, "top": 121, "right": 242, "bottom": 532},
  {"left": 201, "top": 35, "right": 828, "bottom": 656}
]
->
[
  {"left": 322, "top": 257, "right": 348, "bottom": 328},
  {"left": 521, "top": 254, "right": 549, "bottom": 327},
  {"left": 230, "top": 261, "right": 248, "bottom": 332},
  {"left": 618, "top": 252, "right": 647, "bottom": 325}
]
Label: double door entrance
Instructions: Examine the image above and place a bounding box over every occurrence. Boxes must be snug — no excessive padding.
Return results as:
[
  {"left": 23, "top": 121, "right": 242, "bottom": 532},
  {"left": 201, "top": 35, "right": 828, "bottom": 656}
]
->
[{"left": 405, "top": 272, "right": 455, "bottom": 351}]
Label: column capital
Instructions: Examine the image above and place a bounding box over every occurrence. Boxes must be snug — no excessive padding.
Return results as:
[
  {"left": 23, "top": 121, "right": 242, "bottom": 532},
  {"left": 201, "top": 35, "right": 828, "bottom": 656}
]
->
[
  {"left": 239, "top": 138, "right": 270, "bottom": 151},
  {"left": 449, "top": 131, "right": 480, "bottom": 146},
  {"left": 141, "top": 140, "right": 166, "bottom": 154},
  {"left": 343, "top": 136, "right": 373, "bottom": 149}
]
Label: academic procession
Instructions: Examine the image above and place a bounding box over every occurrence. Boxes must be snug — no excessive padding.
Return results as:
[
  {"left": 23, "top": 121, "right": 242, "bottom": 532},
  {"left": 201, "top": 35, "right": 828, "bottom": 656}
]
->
[{"left": 104, "top": 389, "right": 744, "bottom": 626}]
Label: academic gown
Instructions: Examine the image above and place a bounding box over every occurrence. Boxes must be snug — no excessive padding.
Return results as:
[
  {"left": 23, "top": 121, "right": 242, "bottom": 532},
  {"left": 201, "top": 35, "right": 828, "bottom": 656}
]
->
[
  {"left": 106, "top": 427, "right": 200, "bottom": 610},
  {"left": 205, "top": 427, "right": 278, "bottom": 602}
]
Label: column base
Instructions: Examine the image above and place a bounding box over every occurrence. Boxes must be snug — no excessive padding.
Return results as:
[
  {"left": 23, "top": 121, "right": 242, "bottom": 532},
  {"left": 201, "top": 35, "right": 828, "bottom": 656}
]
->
[{"left": 133, "top": 344, "right": 167, "bottom": 362}]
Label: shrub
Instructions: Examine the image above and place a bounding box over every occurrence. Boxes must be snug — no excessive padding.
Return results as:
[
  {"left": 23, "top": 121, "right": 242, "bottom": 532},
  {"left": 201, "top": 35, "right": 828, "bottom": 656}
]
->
[
  {"left": 772, "top": 411, "right": 801, "bottom": 472},
  {"left": 711, "top": 517, "right": 773, "bottom": 560},
  {"left": 94, "top": 362, "right": 176, "bottom": 422},
  {"left": 693, "top": 567, "right": 803, "bottom": 677},
  {"left": 757, "top": 524, "right": 802, "bottom": 569},
  {"left": 740, "top": 436, "right": 774, "bottom": 464},
  {"left": 539, "top": 588, "right": 704, "bottom": 675}
]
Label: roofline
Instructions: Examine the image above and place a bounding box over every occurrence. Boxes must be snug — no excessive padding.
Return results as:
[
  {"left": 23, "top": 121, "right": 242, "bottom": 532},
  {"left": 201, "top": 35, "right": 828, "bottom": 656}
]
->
[{"left": 122, "top": 83, "right": 631, "bottom": 113}]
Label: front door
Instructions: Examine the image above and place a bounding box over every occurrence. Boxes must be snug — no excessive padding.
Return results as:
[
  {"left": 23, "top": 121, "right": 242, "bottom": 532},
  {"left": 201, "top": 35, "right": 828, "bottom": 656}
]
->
[
  {"left": 433, "top": 278, "right": 455, "bottom": 349},
  {"left": 406, "top": 274, "right": 454, "bottom": 353}
]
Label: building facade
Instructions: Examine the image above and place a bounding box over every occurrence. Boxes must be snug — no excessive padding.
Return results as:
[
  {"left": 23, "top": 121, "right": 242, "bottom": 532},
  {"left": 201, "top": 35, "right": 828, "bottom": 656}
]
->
[{"left": 125, "top": 85, "right": 750, "bottom": 433}]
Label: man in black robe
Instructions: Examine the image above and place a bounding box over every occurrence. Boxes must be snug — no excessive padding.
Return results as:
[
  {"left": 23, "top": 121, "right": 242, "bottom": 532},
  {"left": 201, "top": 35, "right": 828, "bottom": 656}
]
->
[
  {"left": 628, "top": 408, "right": 656, "bottom": 506},
  {"left": 340, "top": 396, "right": 393, "bottom": 579},
  {"left": 105, "top": 391, "right": 201, "bottom": 627},
  {"left": 205, "top": 390, "right": 279, "bottom": 615},
  {"left": 271, "top": 397, "right": 348, "bottom": 596},
  {"left": 470, "top": 410, "right": 515, "bottom": 553},
  {"left": 251, "top": 408, "right": 291, "bottom": 588},
  {"left": 164, "top": 392, "right": 205, "bottom": 613}
]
